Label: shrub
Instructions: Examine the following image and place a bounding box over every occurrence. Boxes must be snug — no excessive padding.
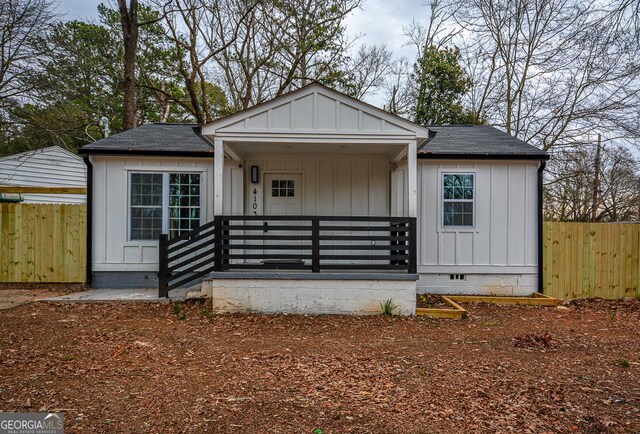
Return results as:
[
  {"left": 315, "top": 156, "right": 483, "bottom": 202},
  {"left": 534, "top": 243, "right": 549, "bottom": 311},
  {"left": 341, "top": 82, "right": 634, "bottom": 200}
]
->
[{"left": 380, "top": 299, "right": 397, "bottom": 316}]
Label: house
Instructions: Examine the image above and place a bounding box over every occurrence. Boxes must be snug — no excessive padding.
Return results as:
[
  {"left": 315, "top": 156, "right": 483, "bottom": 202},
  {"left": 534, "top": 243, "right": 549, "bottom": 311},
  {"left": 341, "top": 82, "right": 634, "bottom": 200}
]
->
[
  {"left": 79, "top": 83, "right": 548, "bottom": 315},
  {"left": 0, "top": 146, "right": 86, "bottom": 204}
]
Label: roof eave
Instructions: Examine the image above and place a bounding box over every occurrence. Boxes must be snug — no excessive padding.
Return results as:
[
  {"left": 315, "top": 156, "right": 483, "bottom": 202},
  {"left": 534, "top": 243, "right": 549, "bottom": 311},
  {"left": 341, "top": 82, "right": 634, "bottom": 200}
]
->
[
  {"left": 417, "top": 152, "right": 549, "bottom": 161},
  {"left": 78, "top": 149, "right": 215, "bottom": 158}
]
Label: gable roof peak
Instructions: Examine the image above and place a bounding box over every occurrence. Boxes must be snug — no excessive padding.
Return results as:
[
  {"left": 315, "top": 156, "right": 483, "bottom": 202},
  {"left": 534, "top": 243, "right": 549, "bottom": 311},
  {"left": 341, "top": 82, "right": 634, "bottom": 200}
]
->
[{"left": 202, "top": 83, "right": 430, "bottom": 139}]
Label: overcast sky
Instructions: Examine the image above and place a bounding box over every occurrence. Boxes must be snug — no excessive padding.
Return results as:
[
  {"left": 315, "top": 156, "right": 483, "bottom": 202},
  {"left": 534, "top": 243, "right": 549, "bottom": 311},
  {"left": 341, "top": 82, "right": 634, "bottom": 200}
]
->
[
  {"left": 56, "top": 0, "right": 427, "bottom": 64},
  {"left": 55, "top": 0, "right": 428, "bottom": 105}
]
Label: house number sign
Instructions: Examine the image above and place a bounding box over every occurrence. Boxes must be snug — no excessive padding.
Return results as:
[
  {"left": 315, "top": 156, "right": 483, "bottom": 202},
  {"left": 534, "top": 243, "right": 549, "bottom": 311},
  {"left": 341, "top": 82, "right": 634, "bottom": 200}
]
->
[{"left": 252, "top": 188, "right": 259, "bottom": 215}]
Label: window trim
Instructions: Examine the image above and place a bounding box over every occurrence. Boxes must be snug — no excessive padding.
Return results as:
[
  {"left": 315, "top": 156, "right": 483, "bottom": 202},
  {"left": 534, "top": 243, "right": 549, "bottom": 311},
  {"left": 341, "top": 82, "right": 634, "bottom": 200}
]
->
[
  {"left": 440, "top": 172, "right": 476, "bottom": 230},
  {"left": 127, "top": 171, "right": 204, "bottom": 242}
]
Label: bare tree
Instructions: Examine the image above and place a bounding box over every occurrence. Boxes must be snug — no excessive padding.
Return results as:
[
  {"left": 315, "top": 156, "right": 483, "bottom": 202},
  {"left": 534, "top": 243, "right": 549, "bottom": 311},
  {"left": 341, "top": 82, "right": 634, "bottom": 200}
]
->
[
  {"left": 544, "top": 143, "right": 640, "bottom": 221},
  {"left": 117, "top": 0, "right": 183, "bottom": 129},
  {"left": 608, "top": 0, "right": 640, "bottom": 42},
  {"left": 210, "top": 0, "right": 281, "bottom": 109},
  {"left": 155, "top": 0, "right": 256, "bottom": 122},
  {"left": 212, "top": 0, "right": 362, "bottom": 109},
  {"left": 135, "top": 0, "right": 362, "bottom": 120},
  {"left": 382, "top": 57, "right": 414, "bottom": 116},
  {"left": 598, "top": 145, "right": 640, "bottom": 221},
  {"left": 449, "top": 0, "right": 640, "bottom": 150},
  {"left": 403, "top": 0, "right": 461, "bottom": 54},
  {"left": 341, "top": 44, "right": 392, "bottom": 99},
  {"left": 544, "top": 147, "right": 600, "bottom": 221},
  {"left": 0, "top": 0, "right": 55, "bottom": 104},
  {"left": 270, "top": 0, "right": 362, "bottom": 94}
]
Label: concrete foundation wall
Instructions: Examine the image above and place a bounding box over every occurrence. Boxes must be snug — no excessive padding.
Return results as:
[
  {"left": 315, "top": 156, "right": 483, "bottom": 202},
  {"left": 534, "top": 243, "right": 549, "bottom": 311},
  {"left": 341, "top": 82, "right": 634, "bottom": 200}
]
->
[
  {"left": 203, "top": 278, "right": 416, "bottom": 315},
  {"left": 417, "top": 273, "right": 537, "bottom": 296},
  {"left": 92, "top": 271, "right": 205, "bottom": 289},
  {"left": 92, "top": 271, "right": 158, "bottom": 289}
]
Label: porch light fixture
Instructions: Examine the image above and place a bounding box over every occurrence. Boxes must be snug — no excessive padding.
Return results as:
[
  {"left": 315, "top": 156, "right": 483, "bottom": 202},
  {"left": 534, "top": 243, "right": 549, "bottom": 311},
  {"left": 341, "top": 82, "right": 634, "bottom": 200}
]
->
[{"left": 251, "top": 165, "right": 260, "bottom": 183}]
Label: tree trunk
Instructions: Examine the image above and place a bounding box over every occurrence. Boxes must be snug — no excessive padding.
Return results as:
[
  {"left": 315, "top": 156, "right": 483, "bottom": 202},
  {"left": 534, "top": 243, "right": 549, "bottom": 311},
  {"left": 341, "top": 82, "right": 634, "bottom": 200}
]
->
[{"left": 118, "top": 0, "right": 139, "bottom": 131}]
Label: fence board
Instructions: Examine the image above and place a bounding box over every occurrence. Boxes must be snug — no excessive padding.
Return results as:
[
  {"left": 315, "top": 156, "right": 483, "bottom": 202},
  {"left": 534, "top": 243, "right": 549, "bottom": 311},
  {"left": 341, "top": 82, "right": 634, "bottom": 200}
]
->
[
  {"left": 544, "top": 221, "right": 640, "bottom": 299},
  {"left": 0, "top": 203, "right": 86, "bottom": 283}
]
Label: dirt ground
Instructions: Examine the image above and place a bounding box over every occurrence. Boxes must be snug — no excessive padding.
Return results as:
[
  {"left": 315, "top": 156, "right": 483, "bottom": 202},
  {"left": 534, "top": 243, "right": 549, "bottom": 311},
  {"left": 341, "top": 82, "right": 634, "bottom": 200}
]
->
[
  {"left": 0, "top": 284, "right": 84, "bottom": 310},
  {"left": 0, "top": 297, "right": 638, "bottom": 433}
]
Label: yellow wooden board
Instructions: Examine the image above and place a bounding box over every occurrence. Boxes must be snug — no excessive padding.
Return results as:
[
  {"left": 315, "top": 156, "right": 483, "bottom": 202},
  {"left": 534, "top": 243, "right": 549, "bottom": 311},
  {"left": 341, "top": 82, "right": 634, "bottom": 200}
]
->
[
  {"left": 446, "top": 294, "right": 558, "bottom": 306},
  {"left": 543, "top": 222, "right": 640, "bottom": 300},
  {"left": 0, "top": 203, "right": 86, "bottom": 283},
  {"left": 0, "top": 186, "right": 87, "bottom": 194},
  {"left": 416, "top": 296, "right": 468, "bottom": 319}
]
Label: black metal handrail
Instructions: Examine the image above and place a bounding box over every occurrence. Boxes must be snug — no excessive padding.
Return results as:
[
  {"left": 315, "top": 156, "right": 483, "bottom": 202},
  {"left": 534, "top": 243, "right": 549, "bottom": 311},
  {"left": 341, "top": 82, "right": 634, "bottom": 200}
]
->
[{"left": 158, "top": 215, "right": 417, "bottom": 297}]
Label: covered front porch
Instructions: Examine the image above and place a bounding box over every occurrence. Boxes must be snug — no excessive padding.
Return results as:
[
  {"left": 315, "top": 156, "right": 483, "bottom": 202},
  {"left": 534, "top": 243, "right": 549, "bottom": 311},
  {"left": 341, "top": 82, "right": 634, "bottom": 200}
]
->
[
  {"left": 157, "top": 140, "right": 421, "bottom": 299},
  {"left": 157, "top": 84, "right": 430, "bottom": 312}
]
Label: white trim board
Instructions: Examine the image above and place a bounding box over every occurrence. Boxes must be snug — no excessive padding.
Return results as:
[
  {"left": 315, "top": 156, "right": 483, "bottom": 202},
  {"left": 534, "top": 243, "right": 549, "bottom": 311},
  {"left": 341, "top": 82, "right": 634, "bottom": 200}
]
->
[{"left": 418, "top": 266, "right": 538, "bottom": 274}]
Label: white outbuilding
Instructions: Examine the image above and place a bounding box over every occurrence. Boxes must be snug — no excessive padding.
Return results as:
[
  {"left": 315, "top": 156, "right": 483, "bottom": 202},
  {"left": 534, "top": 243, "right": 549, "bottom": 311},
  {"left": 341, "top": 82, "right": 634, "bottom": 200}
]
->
[{"left": 0, "top": 146, "right": 86, "bottom": 204}]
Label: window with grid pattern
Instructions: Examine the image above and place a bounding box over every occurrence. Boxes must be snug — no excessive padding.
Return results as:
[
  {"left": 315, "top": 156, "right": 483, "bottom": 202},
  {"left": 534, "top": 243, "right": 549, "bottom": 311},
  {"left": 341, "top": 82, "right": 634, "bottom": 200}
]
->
[
  {"left": 442, "top": 173, "right": 474, "bottom": 227},
  {"left": 130, "top": 173, "right": 163, "bottom": 240},
  {"left": 271, "top": 179, "right": 295, "bottom": 197},
  {"left": 129, "top": 172, "right": 202, "bottom": 241},
  {"left": 169, "top": 173, "right": 201, "bottom": 238}
]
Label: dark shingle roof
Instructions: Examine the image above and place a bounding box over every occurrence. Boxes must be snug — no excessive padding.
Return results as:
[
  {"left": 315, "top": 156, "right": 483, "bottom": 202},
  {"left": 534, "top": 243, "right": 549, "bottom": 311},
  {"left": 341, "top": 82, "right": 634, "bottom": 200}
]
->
[
  {"left": 79, "top": 123, "right": 213, "bottom": 155},
  {"left": 79, "top": 123, "right": 547, "bottom": 160},
  {"left": 419, "top": 125, "right": 548, "bottom": 159}
]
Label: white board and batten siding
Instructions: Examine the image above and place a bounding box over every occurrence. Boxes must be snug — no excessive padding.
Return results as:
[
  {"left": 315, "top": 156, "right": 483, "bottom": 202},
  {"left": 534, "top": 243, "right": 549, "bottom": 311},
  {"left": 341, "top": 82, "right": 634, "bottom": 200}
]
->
[
  {"left": 418, "top": 161, "right": 538, "bottom": 269},
  {"left": 90, "top": 155, "right": 242, "bottom": 272},
  {"left": 393, "top": 160, "right": 540, "bottom": 295},
  {"left": 208, "top": 90, "right": 416, "bottom": 137},
  {"left": 91, "top": 154, "right": 390, "bottom": 273},
  {"left": 0, "top": 146, "right": 86, "bottom": 204},
  {"left": 243, "top": 155, "right": 389, "bottom": 217}
]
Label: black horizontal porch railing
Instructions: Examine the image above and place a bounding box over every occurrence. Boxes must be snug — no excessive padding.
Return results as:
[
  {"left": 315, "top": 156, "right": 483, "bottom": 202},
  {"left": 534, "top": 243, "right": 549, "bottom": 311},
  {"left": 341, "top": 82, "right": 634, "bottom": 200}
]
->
[{"left": 158, "top": 215, "right": 417, "bottom": 297}]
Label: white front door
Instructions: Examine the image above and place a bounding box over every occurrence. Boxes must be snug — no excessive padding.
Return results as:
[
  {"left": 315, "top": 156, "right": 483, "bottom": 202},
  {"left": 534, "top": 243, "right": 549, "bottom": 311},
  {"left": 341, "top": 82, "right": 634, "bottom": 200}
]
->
[
  {"left": 261, "top": 174, "right": 303, "bottom": 264},
  {"left": 263, "top": 173, "right": 302, "bottom": 216}
]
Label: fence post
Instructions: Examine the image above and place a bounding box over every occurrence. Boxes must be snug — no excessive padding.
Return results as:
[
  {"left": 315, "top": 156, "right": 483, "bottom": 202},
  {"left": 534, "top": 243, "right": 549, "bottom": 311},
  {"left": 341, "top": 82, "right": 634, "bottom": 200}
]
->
[
  {"left": 390, "top": 220, "right": 400, "bottom": 266},
  {"left": 408, "top": 218, "right": 417, "bottom": 274},
  {"left": 158, "top": 233, "right": 169, "bottom": 298},
  {"left": 213, "top": 215, "right": 223, "bottom": 272},
  {"left": 222, "top": 217, "right": 230, "bottom": 269},
  {"left": 312, "top": 218, "right": 320, "bottom": 272}
]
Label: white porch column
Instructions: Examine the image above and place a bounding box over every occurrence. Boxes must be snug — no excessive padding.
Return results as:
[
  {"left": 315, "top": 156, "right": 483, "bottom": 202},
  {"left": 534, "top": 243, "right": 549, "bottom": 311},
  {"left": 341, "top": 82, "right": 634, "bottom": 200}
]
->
[
  {"left": 407, "top": 139, "right": 418, "bottom": 217},
  {"left": 214, "top": 139, "right": 224, "bottom": 215}
]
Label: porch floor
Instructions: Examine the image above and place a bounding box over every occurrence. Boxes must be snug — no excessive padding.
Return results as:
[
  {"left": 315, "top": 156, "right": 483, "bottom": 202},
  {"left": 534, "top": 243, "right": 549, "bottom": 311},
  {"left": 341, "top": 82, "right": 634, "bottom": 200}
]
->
[{"left": 40, "top": 287, "right": 196, "bottom": 303}]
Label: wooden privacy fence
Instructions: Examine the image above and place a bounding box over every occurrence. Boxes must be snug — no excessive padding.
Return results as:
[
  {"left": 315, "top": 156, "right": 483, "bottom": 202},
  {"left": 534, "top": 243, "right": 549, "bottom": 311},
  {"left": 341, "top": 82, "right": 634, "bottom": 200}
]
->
[
  {"left": 1, "top": 199, "right": 638, "bottom": 295},
  {"left": 543, "top": 221, "right": 640, "bottom": 299},
  {"left": 0, "top": 203, "right": 87, "bottom": 282}
]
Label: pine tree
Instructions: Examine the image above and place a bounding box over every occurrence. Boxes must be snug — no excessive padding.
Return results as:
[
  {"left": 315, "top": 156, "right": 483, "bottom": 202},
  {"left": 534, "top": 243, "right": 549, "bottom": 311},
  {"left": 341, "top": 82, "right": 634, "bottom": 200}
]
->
[{"left": 412, "top": 45, "right": 482, "bottom": 125}]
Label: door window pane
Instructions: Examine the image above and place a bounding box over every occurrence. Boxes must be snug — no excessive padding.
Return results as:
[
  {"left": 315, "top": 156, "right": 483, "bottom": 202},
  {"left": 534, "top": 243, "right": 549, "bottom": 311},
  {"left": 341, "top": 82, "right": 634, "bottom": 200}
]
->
[
  {"left": 169, "top": 173, "right": 201, "bottom": 238},
  {"left": 271, "top": 179, "right": 295, "bottom": 197},
  {"left": 130, "top": 173, "right": 163, "bottom": 240}
]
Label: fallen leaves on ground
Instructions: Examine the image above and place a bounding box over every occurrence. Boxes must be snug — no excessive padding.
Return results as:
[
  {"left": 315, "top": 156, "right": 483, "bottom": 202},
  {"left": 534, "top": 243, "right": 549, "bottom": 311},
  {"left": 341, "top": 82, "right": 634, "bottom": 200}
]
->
[{"left": 0, "top": 298, "right": 638, "bottom": 433}]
